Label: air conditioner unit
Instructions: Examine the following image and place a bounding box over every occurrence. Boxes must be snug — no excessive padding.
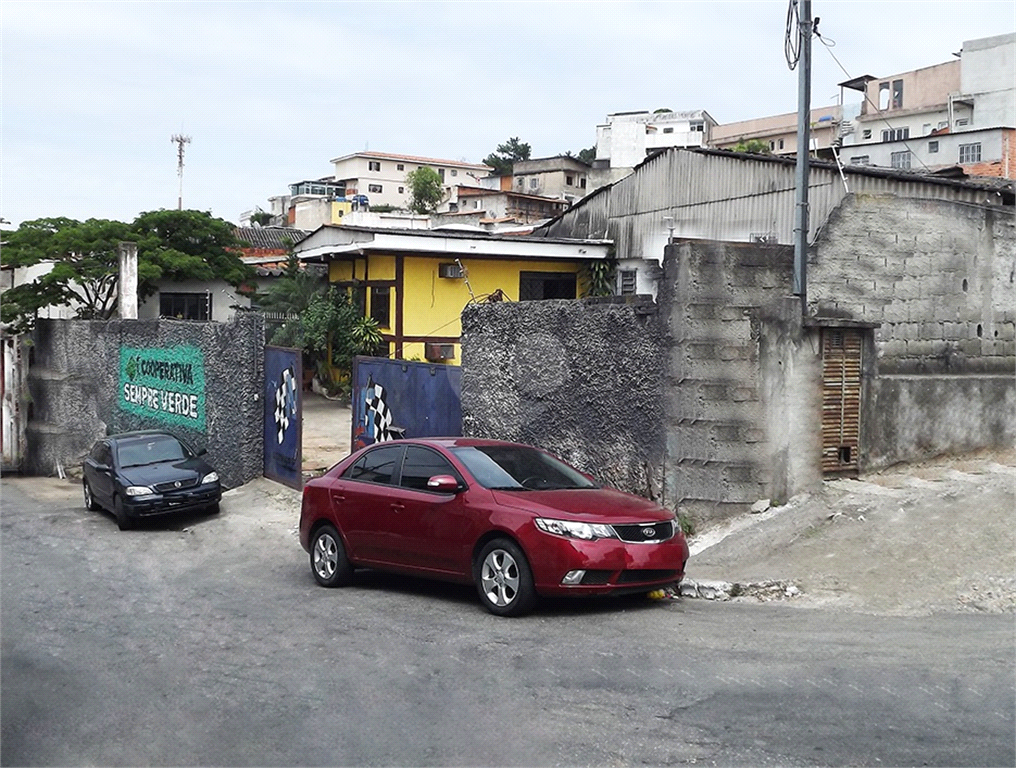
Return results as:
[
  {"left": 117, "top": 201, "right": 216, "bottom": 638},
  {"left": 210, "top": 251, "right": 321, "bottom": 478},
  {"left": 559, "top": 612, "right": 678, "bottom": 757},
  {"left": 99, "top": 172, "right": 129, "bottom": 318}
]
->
[
  {"left": 425, "top": 343, "right": 456, "bottom": 361},
  {"left": 438, "top": 263, "right": 464, "bottom": 279}
]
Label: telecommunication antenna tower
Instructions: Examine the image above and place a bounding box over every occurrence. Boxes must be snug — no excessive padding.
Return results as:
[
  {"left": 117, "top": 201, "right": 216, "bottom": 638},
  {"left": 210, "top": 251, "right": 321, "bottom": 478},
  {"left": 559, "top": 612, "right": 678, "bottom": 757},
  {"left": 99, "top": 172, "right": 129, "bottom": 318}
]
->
[{"left": 171, "top": 133, "right": 192, "bottom": 210}]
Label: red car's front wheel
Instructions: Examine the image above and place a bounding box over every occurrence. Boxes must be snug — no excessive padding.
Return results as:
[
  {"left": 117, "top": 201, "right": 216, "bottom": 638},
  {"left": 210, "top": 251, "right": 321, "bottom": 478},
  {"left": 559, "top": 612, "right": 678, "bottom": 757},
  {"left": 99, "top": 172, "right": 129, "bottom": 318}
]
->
[{"left": 475, "top": 539, "right": 537, "bottom": 617}]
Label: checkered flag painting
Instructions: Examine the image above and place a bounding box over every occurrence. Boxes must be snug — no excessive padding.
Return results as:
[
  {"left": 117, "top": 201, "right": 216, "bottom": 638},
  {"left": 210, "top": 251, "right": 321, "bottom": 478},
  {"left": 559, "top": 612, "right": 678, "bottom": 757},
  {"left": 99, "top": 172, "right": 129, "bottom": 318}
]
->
[
  {"left": 273, "top": 366, "right": 298, "bottom": 444},
  {"left": 364, "top": 376, "right": 393, "bottom": 443}
]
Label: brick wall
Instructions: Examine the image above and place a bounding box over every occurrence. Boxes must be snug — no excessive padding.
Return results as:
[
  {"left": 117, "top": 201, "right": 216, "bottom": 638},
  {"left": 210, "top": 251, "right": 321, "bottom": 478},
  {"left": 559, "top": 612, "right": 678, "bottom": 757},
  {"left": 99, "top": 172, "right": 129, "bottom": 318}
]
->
[{"left": 961, "top": 128, "right": 1016, "bottom": 179}]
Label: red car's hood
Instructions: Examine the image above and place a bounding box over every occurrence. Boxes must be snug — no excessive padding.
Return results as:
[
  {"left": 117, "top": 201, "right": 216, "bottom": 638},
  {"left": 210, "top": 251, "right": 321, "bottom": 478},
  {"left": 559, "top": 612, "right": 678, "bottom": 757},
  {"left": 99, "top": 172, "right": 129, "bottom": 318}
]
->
[{"left": 491, "top": 487, "right": 673, "bottom": 524}]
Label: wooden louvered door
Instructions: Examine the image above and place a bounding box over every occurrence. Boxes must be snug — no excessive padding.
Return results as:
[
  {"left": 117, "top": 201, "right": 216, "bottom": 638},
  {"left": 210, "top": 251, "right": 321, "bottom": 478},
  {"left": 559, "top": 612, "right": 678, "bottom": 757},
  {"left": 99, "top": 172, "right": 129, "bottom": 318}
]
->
[{"left": 821, "top": 329, "right": 862, "bottom": 474}]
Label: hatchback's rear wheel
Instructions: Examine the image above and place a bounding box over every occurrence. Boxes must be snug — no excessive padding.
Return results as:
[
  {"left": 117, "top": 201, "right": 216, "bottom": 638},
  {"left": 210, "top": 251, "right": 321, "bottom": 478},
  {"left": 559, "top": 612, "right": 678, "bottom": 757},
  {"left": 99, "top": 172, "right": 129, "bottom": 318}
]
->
[
  {"left": 311, "top": 524, "right": 353, "bottom": 587},
  {"left": 474, "top": 539, "right": 537, "bottom": 617}
]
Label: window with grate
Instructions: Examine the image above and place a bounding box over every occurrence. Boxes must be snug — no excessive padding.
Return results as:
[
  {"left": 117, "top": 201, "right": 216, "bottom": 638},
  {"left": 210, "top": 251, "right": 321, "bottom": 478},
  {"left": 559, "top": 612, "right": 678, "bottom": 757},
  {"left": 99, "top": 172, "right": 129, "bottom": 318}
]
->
[
  {"left": 160, "top": 292, "right": 209, "bottom": 321},
  {"left": 519, "top": 271, "right": 576, "bottom": 301},
  {"left": 882, "top": 127, "right": 909, "bottom": 142},
  {"left": 619, "top": 270, "right": 637, "bottom": 295},
  {"left": 369, "top": 286, "right": 390, "bottom": 328},
  {"left": 850, "top": 155, "right": 870, "bottom": 165},
  {"left": 928, "top": 141, "right": 939, "bottom": 153},
  {"left": 368, "top": 184, "right": 383, "bottom": 193},
  {"left": 368, "top": 161, "right": 381, "bottom": 171},
  {"left": 890, "top": 151, "right": 912, "bottom": 169},
  {"left": 958, "top": 143, "right": 982, "bottom": 163}
]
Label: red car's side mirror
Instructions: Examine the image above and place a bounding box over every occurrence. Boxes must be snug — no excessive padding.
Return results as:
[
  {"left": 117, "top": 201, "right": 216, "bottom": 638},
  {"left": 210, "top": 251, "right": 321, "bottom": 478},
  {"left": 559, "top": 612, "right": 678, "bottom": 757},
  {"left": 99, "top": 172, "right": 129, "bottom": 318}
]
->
[{"left": 426, "top": 475, "right": 461, "bottom": 493}]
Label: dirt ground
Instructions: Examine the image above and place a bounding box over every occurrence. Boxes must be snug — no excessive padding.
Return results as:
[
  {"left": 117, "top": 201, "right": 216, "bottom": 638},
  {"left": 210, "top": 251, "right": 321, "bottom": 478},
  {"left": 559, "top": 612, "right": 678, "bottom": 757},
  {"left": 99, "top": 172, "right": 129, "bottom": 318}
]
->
[
  {"left": 6, "top": 392, "right": 1013, "bottom": 618},
  {"left": 687, "top": 448, "right": 1016, "bottom": 616},
  {"left": 300, "top": 391, "right": 353, "bottom": 474}
]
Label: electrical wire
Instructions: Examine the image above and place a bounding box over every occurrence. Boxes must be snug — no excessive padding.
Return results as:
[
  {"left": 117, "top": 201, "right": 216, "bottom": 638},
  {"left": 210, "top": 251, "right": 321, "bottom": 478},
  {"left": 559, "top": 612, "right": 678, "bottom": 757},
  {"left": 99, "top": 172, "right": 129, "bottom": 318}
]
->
[
  {"left": 816, "top": 29, "right": 934, "bottom": 173},
  {"left": 785, "top": 0, "right": 801, "bottom": 70}
]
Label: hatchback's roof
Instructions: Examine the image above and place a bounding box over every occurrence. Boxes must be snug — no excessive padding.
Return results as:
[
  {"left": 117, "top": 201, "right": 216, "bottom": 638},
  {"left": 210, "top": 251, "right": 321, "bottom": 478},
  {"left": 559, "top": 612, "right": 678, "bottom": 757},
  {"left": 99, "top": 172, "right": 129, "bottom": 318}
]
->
[{"left": 107, "top": 430, "right": 177, "bottom": 443}]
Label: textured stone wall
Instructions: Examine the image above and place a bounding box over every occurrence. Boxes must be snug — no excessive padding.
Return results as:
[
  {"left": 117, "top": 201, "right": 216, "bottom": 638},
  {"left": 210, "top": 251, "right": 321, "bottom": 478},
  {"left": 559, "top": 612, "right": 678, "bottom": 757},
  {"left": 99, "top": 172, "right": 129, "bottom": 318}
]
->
[
  {"left": 26, "top": 316, "right": 264, "bottom": 488},
  {"left": 460, "top": 298, "right": 666, "bottom": 501}
]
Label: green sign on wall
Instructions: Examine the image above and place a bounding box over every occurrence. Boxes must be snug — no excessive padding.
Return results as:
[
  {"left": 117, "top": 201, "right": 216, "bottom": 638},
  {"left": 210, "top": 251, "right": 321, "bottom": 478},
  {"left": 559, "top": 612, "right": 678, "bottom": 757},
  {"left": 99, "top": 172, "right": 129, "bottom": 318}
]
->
[{"left": 119, "top": 345, "right": 206, "bottom": 430}]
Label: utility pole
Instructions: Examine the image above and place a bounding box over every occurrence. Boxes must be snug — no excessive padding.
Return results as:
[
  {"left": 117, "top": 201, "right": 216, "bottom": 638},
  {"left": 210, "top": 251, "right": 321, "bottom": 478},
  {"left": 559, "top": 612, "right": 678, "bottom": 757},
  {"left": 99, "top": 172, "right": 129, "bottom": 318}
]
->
[
  {"left": 171, "top": 133, "right": 192, "bottom": 210},
  {"left": 792, "top": 0, "right": 813, "bottom": 316}
]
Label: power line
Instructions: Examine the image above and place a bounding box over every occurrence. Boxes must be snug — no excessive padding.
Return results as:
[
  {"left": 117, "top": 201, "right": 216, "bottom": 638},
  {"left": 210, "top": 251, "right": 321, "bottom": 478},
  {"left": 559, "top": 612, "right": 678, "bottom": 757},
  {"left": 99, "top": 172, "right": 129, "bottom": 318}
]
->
[{"left": 816, "top": 32, "right": 934, "bottom": 173}]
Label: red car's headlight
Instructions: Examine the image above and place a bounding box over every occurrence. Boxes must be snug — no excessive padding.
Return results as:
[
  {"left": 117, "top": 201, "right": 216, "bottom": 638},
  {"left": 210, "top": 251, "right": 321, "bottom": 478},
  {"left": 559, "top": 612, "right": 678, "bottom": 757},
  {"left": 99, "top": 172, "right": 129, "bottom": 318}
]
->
[{"left": 534, "top": 518, "right": 616, "bottom": 540}]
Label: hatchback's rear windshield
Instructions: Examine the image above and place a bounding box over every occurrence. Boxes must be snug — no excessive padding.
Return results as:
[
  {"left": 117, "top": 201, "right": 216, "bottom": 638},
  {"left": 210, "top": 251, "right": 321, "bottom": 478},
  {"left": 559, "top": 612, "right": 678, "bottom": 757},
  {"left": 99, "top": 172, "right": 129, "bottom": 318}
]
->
[{"left": 450, "top": 445, "right": 597, "bottom": 491}]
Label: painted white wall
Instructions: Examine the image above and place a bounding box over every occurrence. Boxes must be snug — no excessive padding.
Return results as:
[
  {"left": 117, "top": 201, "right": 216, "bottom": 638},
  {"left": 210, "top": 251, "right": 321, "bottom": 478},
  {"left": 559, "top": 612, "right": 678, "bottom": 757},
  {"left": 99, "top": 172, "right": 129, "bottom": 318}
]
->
[
  {"left": 962, "top": 33, "right": 1016, "bottom": 127},
  {"left": 139, "top": 279, "right": 250, "bottom": 323},
  {"left": 843, "top": 128, "right": 1005, "bottom": 171},
  {"left": 1, "top": 262, "right": 79, "bottom": 320}
]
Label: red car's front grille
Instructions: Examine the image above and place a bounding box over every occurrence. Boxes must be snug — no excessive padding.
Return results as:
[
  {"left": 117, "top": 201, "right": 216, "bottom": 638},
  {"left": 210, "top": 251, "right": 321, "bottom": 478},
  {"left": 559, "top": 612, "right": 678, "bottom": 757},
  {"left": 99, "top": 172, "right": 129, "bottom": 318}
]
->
[{"left": 612, "top": 521, "right": 675, "bottom": 543}]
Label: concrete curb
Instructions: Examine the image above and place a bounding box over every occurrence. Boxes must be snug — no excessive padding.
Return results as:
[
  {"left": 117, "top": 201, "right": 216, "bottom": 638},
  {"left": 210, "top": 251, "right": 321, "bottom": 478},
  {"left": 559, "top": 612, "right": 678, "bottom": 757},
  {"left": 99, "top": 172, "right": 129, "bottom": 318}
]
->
[{"left": 678, "top": 578, "right": 802, "bottom": 602}]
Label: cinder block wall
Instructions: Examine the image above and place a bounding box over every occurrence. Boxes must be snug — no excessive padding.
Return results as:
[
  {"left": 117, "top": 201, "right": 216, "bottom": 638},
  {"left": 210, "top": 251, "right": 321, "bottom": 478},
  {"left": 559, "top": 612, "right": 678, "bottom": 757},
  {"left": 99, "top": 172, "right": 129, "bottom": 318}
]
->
[
  {"left": 26, "top": 316, "right": 264, "bottom": 488},
  {"left": 460, "top": 298, "right": 666, "bottom": 501},
  {"left": 658, "top": 240, "right": 822, "bottom": 518},
  {"left": 811, "top": 194, "right": 1015, "bottom": 468}
]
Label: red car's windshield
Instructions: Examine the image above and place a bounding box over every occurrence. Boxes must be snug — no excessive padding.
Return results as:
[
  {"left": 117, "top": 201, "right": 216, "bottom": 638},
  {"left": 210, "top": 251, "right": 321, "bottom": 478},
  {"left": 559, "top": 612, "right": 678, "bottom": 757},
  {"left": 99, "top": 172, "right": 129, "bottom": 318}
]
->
[{"left": 450, "top": 445, "right": 597, "bottom": 491}]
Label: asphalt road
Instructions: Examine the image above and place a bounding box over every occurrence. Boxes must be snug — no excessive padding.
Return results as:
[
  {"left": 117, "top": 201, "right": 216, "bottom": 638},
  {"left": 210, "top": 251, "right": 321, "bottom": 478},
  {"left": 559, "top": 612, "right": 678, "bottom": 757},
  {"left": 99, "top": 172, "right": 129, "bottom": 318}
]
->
[{"left": 2, "top": 480, "right": 1013, "bottom": 767}]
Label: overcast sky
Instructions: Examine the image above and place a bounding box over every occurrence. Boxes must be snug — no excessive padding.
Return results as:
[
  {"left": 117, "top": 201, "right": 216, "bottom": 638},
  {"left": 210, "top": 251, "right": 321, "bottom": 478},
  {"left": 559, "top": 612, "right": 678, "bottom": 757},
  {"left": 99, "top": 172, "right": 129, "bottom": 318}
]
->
[{"left": 2, "top": 1, "right": 1013, "bottom": 227}]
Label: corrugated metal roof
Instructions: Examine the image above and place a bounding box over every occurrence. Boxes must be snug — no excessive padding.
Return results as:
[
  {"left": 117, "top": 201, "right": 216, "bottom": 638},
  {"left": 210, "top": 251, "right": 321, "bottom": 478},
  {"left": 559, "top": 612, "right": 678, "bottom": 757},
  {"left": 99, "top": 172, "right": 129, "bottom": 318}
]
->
[
  {"left": 535, "top": 147, "right": 1012, "bottom": 260},
  {"left": 234, "top": 226, "right": 309, "bottom": 249}
]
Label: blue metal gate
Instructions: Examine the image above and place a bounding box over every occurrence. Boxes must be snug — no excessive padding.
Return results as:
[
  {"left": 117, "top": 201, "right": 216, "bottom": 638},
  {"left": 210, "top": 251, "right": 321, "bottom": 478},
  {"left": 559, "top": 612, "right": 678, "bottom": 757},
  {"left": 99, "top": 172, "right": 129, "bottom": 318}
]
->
[
  {"left": 351, "top": 356, "right": 462, "bottom": 453},
  {"left": 264, "top": 346, "right": 303, "bottom": 489}
]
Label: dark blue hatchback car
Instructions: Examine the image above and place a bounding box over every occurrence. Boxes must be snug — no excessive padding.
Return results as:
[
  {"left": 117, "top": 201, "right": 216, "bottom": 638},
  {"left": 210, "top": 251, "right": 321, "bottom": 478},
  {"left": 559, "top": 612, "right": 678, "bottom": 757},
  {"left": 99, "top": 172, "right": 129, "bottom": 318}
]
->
[{"left": 82, "top": 431, "right": 221, "bottom": 530}]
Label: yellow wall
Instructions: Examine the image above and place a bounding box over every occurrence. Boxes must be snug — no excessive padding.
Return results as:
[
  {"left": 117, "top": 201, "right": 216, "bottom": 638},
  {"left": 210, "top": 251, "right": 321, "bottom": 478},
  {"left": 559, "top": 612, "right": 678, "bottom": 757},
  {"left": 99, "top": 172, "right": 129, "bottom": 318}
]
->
[
  {"left": 330, "top": 201, "right": 353, "bottom": 223},
  {"left": 400, "top": 256, "right": 579, "bottom": 340},
  {"left": 329, "top": 252, "right": 581, "bottom": 365}
]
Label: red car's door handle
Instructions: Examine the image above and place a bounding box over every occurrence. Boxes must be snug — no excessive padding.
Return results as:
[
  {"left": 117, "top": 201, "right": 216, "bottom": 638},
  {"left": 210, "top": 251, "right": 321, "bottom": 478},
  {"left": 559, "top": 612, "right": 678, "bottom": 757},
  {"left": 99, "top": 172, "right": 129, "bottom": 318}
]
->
[
  {"left": 390, "top": 503, "right": 405, "bottom": 512},
  {"left": 330, "top": 493, "right": 345, "bottom": 502}
]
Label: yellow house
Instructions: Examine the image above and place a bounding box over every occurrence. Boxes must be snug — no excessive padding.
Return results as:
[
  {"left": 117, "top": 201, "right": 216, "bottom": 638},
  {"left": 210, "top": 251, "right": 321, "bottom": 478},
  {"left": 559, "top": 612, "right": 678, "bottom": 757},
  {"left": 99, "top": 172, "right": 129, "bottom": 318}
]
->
[{"left": 294, "top": 225, "right": 612, "bottom": 363}]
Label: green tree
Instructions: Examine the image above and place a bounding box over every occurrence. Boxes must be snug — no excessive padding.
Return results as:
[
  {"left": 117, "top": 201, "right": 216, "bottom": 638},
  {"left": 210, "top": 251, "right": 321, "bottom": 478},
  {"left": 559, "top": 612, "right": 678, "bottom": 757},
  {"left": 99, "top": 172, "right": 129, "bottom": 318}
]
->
[
  {"left": 0, "top": 210, "right": 255, "bottom": 333},
  {"left": 1, "top": 217, "right": 145, "bottom": 332},
  {"left": 132, "top": 209, "right": 253, "bottom": 287},
  {"left": 483, "top": 137, "right": 531, "bottom": 177},
  {"left": 731, "top": 139, "right": 772, "bottom": 155},
  {"left": 576, "top": 146, "right": 596, "bottom": 164},
  {"left": 405, "top": 166, "right": 445, "bottom": 214},
  {"left": 258, "top": 260, "right": 385, "bottom": 391},
  {"left": 249, "top": 210, "right": 273, "bottom": 226}
]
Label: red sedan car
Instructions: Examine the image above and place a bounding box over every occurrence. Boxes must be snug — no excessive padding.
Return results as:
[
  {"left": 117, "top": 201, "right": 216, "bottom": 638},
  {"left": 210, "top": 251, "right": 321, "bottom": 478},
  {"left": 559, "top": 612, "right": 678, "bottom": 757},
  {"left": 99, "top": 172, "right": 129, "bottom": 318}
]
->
[{"left": 299, "top": 438, "right": 689, "bottom": 617}]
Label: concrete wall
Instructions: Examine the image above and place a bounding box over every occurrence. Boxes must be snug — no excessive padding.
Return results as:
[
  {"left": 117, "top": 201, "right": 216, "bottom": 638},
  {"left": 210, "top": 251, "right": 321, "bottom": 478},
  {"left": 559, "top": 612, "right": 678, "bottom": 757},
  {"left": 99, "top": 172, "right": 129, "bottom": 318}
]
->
[
  {"left": 460, "top": 298, "right": 666, "bottom": 501},
  {"left": 461, "top": 194, "right": 1014, "bottom": 521},
  {"left": 658, "top": 240, "right": 823, "bottom": 517},
  {"left": 811, "top": 193, "right": 1016, "bottom": 470},
  {"left": 25, "top": 315, "right": 264, "bottom": 488},
  {"left": 962, "top": 33, "right": 1016, "bottom": 127},
  {"left": 811, "top": 194, "right": 1015, "bottom": 375},
  {"left": 843, "top": 128, "right": 1010, "bottom": 177}
]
